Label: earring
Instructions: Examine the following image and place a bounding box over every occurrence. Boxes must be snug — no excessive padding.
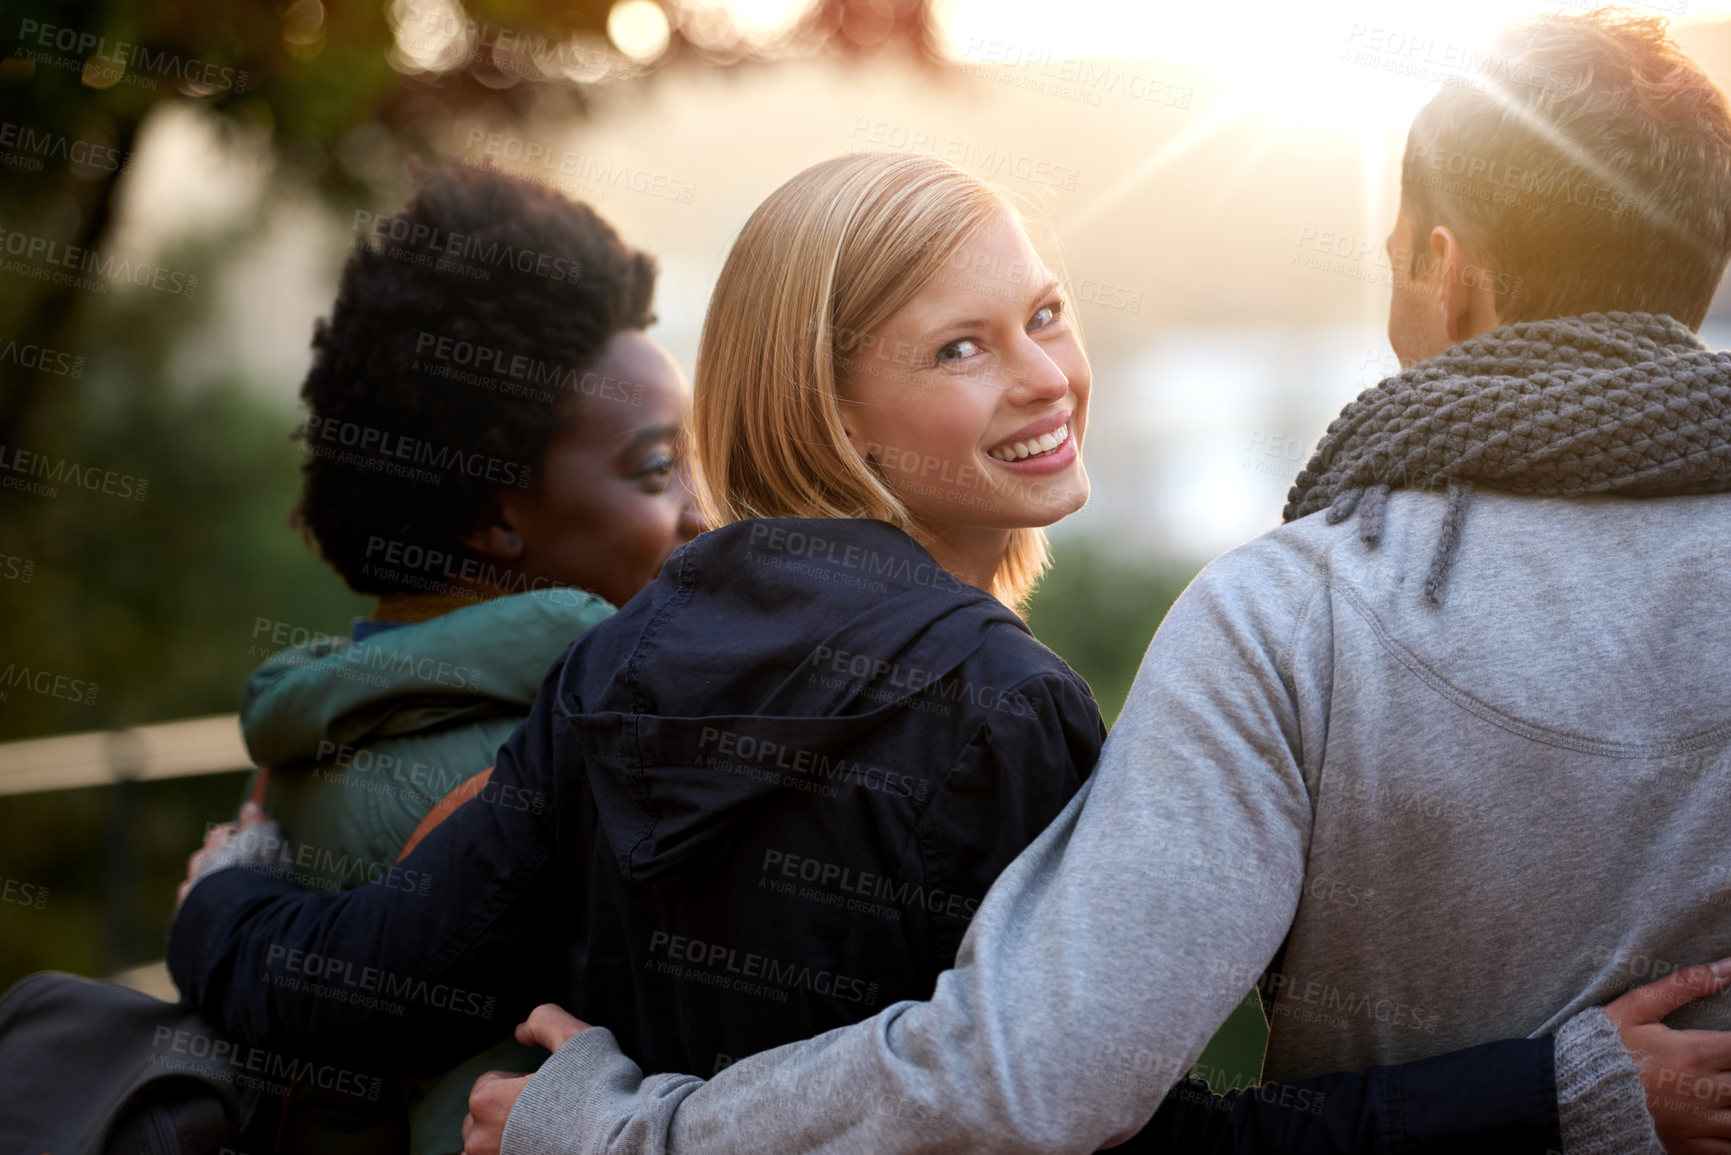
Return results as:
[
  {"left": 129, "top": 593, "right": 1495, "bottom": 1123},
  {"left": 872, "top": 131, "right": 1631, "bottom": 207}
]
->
[{"left": 502, "top": 532, "right": 522, "bottom": 553}]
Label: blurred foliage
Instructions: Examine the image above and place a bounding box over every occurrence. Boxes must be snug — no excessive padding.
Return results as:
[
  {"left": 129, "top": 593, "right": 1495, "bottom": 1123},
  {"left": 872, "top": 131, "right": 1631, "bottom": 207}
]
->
[
  {"left": 0, "top": 366, "right": 371, "bottom": 739},
  {"left": 0, "top": 0, "right": 939, "bottom": 447},
  {"left": 1025, "top": 540, "right": 1196, "bottom": 726},
  {"left": 0, "top": 203, "right": 369, "bottom": 982},
  {"left": 0, "top": 224, "right": 370, "bottom": 745}
]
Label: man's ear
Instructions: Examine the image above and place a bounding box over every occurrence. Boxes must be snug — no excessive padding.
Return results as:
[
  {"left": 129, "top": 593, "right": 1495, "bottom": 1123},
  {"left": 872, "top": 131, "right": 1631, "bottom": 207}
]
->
[
  {"left": 458, "top": 501, "right": 526, "bottom": 561},
  {"left": 1432, "top": 224, "right": 1501, "bottom": 345}
]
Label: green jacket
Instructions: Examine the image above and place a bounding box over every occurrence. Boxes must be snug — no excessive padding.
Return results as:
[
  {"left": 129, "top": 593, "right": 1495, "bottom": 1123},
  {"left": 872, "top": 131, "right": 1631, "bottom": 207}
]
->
[{"left": 239, "top": 587, "right": 614, "bottom": 1155}]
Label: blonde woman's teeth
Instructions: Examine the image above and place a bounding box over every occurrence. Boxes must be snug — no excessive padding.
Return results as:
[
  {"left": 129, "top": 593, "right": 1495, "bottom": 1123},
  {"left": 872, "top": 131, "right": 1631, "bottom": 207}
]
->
[{"left": 989, "top": 422, "right": 1070, "bottom": 462}]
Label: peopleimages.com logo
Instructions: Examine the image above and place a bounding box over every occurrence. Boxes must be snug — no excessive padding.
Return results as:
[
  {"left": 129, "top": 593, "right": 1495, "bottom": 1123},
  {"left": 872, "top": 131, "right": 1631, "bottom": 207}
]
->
[
  {"left": 354, "top": 211, "right": 580, "bottom": 284},
  {"left": 0, "top": 444, "right": 147, "bottom": 501},
  {"left": 0, "top": 227, "right": 198, "bottom": 297},
  {"left": 12, "top": 20, "right": 249, "bottom": 93}
]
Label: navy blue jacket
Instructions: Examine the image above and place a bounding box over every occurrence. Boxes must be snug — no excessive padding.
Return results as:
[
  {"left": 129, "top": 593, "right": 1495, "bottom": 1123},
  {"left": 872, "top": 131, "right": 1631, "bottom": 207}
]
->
[{"left": 170, "top": 518, "right": 1559, "bottom": 1153}]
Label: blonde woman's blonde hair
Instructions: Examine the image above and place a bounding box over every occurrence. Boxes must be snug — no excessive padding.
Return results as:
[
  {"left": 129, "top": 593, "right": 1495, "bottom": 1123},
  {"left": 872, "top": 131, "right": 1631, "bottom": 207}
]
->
[{"left": 693, "top": 152, "right": 1052, "bottom": 609}]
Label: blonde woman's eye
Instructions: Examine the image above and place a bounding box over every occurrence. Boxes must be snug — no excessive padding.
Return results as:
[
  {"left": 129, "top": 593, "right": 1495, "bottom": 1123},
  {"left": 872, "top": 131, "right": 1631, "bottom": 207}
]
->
[
  {"left": 935, "top": 339, "right": 981, "bottom": 365},
  {"left": 1028, "top": 301, "right": 1064, "bottom": 330}
]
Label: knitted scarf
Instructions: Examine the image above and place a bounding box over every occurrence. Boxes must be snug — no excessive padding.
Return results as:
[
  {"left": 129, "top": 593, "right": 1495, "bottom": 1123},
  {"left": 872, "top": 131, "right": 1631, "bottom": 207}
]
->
[{"left": 1283, "top": 312, "right": 1731, "bottom": 601}]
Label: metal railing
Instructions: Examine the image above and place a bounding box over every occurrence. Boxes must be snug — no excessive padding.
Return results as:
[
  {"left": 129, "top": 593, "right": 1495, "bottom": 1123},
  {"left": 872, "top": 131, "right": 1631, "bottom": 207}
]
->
[
  {"left": 0, "top": 715, "right": 253, "bottom": 988},
  {"left": 0, "top": 714, "right": 250, "bottom": 796}
]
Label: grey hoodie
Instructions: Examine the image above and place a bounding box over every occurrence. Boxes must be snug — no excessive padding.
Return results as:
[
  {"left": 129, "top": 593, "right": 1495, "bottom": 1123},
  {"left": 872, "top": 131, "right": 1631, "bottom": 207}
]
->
[{"left": 503, "top": 490, "right": 1731, "bottom": 1153}]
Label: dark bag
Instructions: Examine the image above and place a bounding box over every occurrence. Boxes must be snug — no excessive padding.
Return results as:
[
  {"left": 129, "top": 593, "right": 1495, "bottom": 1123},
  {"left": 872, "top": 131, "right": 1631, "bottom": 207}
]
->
[{"left": 0, "top": 971, "right": 262, "bottom": 1155}]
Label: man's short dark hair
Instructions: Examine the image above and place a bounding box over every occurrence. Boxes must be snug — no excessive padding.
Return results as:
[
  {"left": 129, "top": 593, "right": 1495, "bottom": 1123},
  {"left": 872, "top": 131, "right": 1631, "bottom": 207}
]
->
[
  {"left": 1400, "top": 9, "right": 1731, "bottom": 328},
  {"left": 293, "top": 164, "right": 656, "bottom": 595}
]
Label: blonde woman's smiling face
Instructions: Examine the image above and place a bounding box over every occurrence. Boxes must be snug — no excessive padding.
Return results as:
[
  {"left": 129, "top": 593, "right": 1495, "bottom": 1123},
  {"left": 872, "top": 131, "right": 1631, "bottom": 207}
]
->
[{"left": 836, "top": 210, "right": 1091, "bottom": 540}]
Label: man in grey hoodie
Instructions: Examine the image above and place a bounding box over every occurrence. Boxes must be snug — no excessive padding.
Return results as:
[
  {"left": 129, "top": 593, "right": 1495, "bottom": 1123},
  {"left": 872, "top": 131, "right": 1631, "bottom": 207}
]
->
[{"left": 474, "top": 10, "right": 1731, "bottom": 1153}]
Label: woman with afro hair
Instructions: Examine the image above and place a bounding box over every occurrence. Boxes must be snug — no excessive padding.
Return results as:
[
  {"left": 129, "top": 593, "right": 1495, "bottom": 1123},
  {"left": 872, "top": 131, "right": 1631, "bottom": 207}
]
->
[{"left": 227, "top": 162, "right": 704, "bottom": 1154}]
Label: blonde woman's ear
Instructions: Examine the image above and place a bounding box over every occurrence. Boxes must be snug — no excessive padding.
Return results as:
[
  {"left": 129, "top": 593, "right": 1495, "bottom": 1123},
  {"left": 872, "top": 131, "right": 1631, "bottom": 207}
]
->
[
  {"left": 844, "top": 429, "right": 881, "bottom": 469},
  {"left": 838, "top": 418, "right": 865, "bottom": 458}
]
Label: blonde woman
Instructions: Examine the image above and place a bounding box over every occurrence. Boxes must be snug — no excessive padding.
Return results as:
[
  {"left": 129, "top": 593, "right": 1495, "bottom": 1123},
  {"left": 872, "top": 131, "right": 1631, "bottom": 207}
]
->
[{"left": 172, "top": 154, "right": 1718, "bottom": 1154}]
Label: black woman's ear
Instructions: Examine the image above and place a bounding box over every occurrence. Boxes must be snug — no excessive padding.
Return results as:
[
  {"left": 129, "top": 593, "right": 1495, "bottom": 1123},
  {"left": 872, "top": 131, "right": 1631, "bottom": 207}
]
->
[{"left": 459, "top": 522, "right": 526, "bottom": 561}]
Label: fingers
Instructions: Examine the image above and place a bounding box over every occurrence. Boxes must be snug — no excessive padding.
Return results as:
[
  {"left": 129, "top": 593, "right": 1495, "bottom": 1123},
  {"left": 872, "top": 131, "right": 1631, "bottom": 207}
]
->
[
  {"left": 1660, "top": 1106, "right": 1731, "bottom": 1151},
  {"left": 192, "top": 822, "right": 237, "bottom": 865},
  {"left": 515, "top": 1003, "right": 589, "bottom": 1052},
  {"left": 1634, "top": 1031, "right": 1731, "bottom": 1152},
  {"left": 1615, "top": 965, "right": 1731, "bottom": 1155},
  {"left": 1608, "top": 959, "right": 1731, "bottom": 1027},
  {"left": 1647, "top": 1058, "right": 1731, "bottom": 1101},
  {"left": 518, "top": 1004, "right": 566, "bottom": 1049},
  {"left": 471, "top": 1069, "right": 512, "bottom": 1092},
  {"left": 1670, "top": 1029, "right": 1731, "bottom": 1073},
  {"left": 538, "top": 1003, "right": 590, "bottom": 1047},
  {"left": 464, "top": 1070, "right": 526, "bottom": 1155},
  {"left": 195, "top": 821, "right": 240, "bottom": 868},
  {"left": 180, "top": 821, "right": 237, "bottom": 904},
  {"left": 180, "top": 808, "right": 283, "bottom": 910},
  {"left": 204, "top": 821, "right": 239, "bottom": 852},
  {"left": 178, "top": 807, "right": 282, "bottom": 911}
]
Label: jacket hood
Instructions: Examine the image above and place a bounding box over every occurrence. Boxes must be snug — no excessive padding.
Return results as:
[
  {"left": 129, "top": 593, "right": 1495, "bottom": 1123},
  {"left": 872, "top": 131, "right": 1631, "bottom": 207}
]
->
[
  {"left": 566, "top": 518, "right": 1032, "bottom": 879},
  {"left": 241, "top": 588, "right": 614, "bottom": 770}
]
